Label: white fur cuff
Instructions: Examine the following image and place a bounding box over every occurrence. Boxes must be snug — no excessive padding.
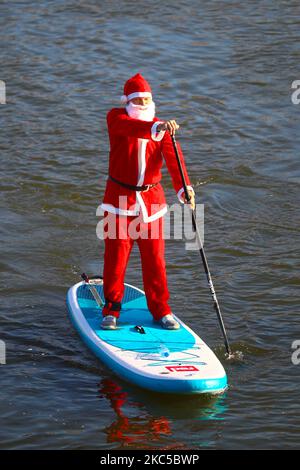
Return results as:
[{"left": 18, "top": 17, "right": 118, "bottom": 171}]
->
[
  {"left": 151, "top": 121, "right": 166, "bottom": 142},
  {"left": 177, "top": 186, "right": 194, "bottom": 203}
]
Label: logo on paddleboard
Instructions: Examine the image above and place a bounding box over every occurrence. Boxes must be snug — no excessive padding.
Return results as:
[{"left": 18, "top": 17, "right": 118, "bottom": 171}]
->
[{"left": 165, "top": 365, "right": 199, "bottom": 372}]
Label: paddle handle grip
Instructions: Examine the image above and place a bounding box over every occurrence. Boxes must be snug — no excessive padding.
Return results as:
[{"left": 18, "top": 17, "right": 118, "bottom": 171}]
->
[{"left": 81, "top": 272, "right": 89, "bottom": 283}]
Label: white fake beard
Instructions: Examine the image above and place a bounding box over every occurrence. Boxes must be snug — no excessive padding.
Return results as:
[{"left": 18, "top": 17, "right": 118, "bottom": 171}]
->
[{"left": 126, "top": 101, "right": 156, "bottom": 121}]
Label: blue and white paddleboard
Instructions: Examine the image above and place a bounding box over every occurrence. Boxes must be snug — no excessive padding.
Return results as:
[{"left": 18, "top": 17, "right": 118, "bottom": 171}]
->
[{"left": 67, "top": 278, "right": 227, "bottom": 394}]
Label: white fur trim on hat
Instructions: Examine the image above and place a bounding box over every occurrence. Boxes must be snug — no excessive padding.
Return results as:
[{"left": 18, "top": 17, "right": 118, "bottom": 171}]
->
[
  {"left": 127, "top": 91, "right": 152, "bottom": 101},
  {"left": 120, "top": 92, "right": 152, "bottom": 103}
]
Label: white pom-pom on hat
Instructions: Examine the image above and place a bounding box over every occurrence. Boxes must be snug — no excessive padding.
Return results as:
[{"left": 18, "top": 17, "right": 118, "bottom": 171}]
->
[{"left": 120, "top": 95, "right": 127, "bottom": 104}]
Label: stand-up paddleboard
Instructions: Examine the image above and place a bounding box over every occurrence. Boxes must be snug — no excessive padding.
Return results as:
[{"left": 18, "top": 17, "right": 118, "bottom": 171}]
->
[{"left": 67, "top": 277, "right": 227, "bottom": 394}]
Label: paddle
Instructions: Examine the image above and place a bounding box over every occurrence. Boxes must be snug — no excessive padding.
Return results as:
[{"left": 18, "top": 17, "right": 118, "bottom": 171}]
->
[
  {"left": 171, "top": 134, "right": 233, "bottom": 357},
  {"left": 81, "top": 272, "right": 105, "bottom": 308}
]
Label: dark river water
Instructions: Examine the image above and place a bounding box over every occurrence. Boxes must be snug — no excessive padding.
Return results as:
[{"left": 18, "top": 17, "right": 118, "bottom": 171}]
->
[{"left": 1, "top": 0, "right": 300, "bottom": 450}]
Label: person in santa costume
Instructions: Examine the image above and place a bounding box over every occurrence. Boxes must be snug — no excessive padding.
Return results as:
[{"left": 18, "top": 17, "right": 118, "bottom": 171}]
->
[{"left": 101, "top": 73, "right": 195, "bottom": 330}]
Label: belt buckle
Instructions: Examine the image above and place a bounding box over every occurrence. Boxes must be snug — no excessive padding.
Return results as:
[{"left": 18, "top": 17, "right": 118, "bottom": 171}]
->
[{"left": 142, "top": 184, "right": 150, "bottom": 192}]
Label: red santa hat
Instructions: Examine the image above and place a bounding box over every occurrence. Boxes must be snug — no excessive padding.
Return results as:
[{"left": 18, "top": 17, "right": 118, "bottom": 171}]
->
[{"left": 120, "top": 73, "right": 152, "bottom": 104}]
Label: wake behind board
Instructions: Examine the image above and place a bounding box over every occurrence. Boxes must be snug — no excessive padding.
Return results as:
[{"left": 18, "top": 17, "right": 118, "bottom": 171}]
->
[{"left": 67, "top": 278, "right": 227, "bottom": 394}]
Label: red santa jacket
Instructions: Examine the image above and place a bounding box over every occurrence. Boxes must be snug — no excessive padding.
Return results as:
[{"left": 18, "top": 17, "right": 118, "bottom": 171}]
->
[{"left": 101, "top": 108, "right": 194, "bottom": 222}]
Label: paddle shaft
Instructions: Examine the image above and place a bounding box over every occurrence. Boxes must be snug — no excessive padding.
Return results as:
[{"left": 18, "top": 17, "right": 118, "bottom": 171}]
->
[
  {"left": 171, "top": 134, "right": 232, "bottom": 356},
  {"left": 81, "top": 272, "right": 104, "bottom": 308}
]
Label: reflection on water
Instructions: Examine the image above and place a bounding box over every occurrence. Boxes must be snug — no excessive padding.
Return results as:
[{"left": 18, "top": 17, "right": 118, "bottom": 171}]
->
[
  {"left": 98, "top": 377, "right": 227, "bottom": 449},
  {"left": 99, "top": 379, "right": 172, "bottom": 449}
]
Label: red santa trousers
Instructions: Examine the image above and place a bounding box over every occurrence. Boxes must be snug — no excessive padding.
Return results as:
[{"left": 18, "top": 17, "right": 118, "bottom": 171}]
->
[{"left": 102, "top": 211, "right": 172, "bottom": 321}]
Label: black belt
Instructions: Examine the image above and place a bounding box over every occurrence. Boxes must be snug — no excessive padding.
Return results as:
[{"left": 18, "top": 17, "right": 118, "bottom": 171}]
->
[{"left": 109, "top": 175, "right": 159, "bottom": 192}]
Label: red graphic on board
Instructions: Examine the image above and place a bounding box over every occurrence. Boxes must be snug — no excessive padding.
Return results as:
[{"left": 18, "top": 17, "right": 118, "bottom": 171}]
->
[{"left": 165, "top": 365, "right": 199, "bottom": 372}]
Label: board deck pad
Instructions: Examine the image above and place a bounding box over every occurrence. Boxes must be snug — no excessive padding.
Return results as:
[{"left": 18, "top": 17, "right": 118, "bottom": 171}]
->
[{"left": 67, "top": 280, "right": 227, "bottom": 394}]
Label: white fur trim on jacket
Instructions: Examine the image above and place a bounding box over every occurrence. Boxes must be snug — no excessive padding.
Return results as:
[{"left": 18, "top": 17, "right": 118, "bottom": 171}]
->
[
  {"left": 137, "top": 139, "right": 147, "bottom": 186},
  {"left": 136, "top": 192, "right": 168, "bottom": 222},
  {"left": 177, "top": 185, "right": 194, "bottom": 203},
  {"left": 151, "top": 121, "right": 166, "bottom": 142},
  {"left": 100, "top": 201, "right": 167, "bottom": 222},
  {"left": 100, "top": 203, "right": 140, "bottom": 216}
]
